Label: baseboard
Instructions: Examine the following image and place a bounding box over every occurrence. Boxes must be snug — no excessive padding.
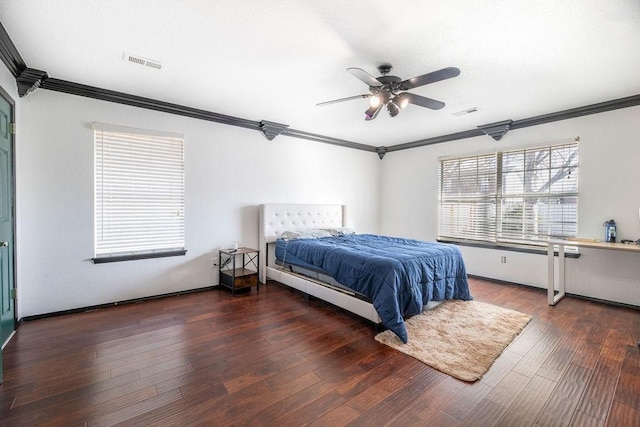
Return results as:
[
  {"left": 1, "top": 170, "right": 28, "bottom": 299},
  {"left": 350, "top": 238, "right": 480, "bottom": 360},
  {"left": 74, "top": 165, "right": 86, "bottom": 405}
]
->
[
  {"left": 467, "top": 274, "right": 544, "bottom": 291},
  {"left": 20, "top": 285, "right": 218, "bottom": 322},
  {"left": 469, "top": 274, "right": 640, "bottom": 310}
]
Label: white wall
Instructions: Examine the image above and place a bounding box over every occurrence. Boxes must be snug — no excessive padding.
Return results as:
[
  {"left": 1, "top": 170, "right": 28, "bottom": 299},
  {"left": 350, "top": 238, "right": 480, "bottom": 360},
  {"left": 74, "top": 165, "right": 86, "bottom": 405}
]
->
[
  {"left": 14, "top": 89, "right": 381, "bottom": 318},
  {"left": 380, "top": 106, "right": 640, "bottom": 306}
]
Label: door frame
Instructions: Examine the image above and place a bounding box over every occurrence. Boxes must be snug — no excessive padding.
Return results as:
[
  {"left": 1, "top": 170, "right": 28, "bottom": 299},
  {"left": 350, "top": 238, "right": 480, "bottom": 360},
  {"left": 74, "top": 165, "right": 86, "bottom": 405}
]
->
[{"left": 0, "top": 83, "right": 17, "bottom": 350}]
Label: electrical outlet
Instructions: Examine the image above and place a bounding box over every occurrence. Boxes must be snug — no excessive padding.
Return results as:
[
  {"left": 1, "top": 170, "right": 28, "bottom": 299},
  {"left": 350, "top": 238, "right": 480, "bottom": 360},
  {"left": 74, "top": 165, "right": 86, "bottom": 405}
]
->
[{"left": 500, "top": 256, "right": 507, "bottom": 263}]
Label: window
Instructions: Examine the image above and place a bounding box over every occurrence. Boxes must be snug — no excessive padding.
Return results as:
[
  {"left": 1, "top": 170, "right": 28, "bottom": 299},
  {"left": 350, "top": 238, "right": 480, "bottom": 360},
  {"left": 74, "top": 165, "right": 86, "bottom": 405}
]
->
[
  {"left": 93, "top": 123, "right": 185, "bottom": 262},
  {"left": 438, "top": 139, "right": 578, "bottom": 247}
]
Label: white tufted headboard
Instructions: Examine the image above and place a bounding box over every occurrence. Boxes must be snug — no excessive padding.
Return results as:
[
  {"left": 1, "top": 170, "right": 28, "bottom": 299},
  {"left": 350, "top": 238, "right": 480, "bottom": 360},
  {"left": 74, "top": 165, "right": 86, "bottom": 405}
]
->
[{"left": 258, "top": 204, "right": 346, "bottom": 282}]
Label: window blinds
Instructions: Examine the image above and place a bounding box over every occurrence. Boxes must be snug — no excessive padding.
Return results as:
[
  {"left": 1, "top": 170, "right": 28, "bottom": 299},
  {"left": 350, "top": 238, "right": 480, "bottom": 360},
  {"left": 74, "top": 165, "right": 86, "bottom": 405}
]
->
[
  {"left": 94, "top": 123, "right": 185, "bottom": 258},
  {"left": 438, "top": 140, "right": 578, "bottom": 246},
  {"left": 439, "top": 153, "right": 498, "bottom": 242},
  {"left": 498, "top": 143, "right": 578, "bottom": 244}
]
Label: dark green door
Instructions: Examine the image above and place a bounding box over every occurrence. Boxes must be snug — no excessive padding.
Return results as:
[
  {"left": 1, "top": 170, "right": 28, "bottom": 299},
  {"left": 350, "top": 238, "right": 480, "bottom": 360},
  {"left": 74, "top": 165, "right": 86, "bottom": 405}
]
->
[{"left": 0, "top": 88, "right": 16, "bottom": 384}]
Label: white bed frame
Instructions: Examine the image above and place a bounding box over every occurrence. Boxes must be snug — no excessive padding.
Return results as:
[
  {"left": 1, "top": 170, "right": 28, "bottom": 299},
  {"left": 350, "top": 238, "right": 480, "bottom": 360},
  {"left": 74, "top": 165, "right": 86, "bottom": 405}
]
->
[{"left": 259, "top": 203, "right": 381, "bottom": 324}]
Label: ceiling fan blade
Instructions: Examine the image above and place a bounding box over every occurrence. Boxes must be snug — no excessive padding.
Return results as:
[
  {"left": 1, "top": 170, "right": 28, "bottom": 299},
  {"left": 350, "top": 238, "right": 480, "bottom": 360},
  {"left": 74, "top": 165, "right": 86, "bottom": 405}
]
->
[
  {"left": 347, "top": 67, "right": 383, "bottom": 87},
  {"left": 404, "top": 93, "right": 446, "bottom": 110},
  {"left": 316, "top": 94, "right": 370, "bottom": 107},
  {"left": 399, "top": 67, "right": 460, "bottom": 90}
]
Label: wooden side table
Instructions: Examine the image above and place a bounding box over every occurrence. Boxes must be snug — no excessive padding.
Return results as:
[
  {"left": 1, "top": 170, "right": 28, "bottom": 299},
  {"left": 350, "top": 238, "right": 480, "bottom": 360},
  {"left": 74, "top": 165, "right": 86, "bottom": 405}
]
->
[{"left": 218, "top": 247, "right": 260, "bottom": 296}]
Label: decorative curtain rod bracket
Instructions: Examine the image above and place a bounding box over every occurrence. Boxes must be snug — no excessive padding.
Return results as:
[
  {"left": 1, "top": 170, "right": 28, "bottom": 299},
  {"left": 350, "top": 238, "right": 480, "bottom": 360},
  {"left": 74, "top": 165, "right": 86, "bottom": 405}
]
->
[
  {"left": 259, "top": 120, "right": 289, "bottom": 141},
  {"left": 477, "top": 119, "right": 513, "bottom": 141}
]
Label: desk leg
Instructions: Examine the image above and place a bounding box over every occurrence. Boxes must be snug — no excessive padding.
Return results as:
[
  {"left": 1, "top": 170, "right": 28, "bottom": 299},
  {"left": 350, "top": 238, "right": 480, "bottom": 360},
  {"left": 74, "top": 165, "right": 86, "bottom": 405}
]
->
[
  {"left": 548, "top": 242, "right": 566, "bottom": 305},
  {"left": 548, "top": 243, "right": 554, "bottom": 305}
]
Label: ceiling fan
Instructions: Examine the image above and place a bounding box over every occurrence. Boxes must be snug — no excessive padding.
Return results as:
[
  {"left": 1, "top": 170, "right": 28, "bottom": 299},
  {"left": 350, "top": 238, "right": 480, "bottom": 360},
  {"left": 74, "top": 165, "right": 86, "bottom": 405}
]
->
[{"left": 317, "top": 64, "right": 460, "bottom": 120}]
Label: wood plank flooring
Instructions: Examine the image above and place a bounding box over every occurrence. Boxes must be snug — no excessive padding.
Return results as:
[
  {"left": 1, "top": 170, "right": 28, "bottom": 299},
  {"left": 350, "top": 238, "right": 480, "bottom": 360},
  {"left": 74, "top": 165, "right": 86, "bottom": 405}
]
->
[{"left": 0, "top": 277, "right": 639, "bottom": 426}]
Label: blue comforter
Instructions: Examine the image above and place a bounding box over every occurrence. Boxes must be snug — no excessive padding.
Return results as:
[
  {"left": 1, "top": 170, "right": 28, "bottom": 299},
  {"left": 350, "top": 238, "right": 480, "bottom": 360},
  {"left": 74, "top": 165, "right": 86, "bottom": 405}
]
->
[{"left": 276, "top": 234, "right": 471, "bottom": 343}]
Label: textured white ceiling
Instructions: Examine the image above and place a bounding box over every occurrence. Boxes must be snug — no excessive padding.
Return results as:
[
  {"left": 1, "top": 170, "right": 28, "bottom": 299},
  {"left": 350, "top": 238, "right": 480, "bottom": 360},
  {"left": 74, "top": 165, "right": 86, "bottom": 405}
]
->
[{"left": 2, "top": 0, "right": 639, "bottom": 146}]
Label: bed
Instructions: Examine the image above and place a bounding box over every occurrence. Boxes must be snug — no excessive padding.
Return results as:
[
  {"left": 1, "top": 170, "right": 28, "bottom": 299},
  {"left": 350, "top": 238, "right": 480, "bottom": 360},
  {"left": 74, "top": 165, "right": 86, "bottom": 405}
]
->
[{"left": 259, "top": 204, "right": 471, "bottom": 343}]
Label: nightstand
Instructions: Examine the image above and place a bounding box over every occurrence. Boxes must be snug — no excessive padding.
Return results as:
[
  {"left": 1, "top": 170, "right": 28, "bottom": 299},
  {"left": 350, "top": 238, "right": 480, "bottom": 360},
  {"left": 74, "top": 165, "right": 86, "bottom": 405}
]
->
[{"left": 218, "top": 247, "right": 260, "bottom": 295}]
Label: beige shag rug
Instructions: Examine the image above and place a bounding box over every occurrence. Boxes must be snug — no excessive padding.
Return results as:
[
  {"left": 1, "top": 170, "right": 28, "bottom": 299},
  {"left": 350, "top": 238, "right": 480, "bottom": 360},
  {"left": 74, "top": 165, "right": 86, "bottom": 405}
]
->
[{"left": 375, "top": 300, "right": 532, "bottom": 382}]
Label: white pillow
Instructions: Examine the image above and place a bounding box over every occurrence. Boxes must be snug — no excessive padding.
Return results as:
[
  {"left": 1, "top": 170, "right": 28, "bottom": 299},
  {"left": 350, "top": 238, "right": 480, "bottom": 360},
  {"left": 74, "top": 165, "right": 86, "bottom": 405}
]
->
[
  {"left": 322, "top": 227, "right": 356, "bottom": 236},
  {"left": 279, "top": 229, "right": 333, "bottom": 240},
  {"left": 279, "top": 227, "right": 356, "bottom": 240}
]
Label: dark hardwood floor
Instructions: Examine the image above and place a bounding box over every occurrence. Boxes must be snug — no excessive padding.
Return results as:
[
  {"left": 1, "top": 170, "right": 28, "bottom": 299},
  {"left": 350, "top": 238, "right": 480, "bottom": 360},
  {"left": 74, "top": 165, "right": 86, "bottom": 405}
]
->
[{"left": 0, "top": 277, "right": 639, "bottom": 426}]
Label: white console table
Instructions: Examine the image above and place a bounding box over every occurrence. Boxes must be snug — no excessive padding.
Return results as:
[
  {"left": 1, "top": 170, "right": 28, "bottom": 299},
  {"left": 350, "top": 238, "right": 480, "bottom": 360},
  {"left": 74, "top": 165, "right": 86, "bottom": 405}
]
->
[{"left": 547, "top": 239, "right": 640, "bottom": 305}]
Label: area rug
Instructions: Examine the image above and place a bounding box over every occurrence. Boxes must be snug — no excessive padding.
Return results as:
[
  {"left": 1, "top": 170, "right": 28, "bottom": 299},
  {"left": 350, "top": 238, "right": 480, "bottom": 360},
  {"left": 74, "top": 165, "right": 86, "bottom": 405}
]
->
[{"left": 374, "top": 300, "right": 532, "bottom": 382}]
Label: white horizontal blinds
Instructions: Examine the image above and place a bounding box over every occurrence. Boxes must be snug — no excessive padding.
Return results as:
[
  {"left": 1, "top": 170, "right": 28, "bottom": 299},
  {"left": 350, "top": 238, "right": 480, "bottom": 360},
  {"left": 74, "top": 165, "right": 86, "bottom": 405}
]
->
[
  {"left": 438, "top": 140, "right": 578, "bottom": 246},
  {"left": 498, "top": 142, "right": 578, "bottom": 245},
  {"left": 439, "top": 153, "right": 497, "bottom": 242},
  {"left": 95, "top": 124, "right": 185, "bottom": 257}
]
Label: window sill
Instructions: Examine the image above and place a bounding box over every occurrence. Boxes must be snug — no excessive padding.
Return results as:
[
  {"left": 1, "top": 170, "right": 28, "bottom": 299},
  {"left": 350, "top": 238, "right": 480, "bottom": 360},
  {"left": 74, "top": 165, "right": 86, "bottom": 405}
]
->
[
  {"left": 437, "top": 239, "right": 581, "bottom": 258},
  {"left": 92, "top": 250, "right": 187, "bottom": 264}
]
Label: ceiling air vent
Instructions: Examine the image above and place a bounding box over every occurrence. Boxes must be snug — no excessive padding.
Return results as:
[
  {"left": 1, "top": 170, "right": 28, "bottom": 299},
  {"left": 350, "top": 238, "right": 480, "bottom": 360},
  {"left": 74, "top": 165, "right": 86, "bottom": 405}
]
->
[{"left": 124, "top": 53, "right": 163, "bottom": 70}]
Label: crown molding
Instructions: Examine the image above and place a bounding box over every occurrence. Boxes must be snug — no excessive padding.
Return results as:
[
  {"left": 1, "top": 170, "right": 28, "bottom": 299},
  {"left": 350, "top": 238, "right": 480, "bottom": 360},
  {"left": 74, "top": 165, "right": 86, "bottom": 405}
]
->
[
  {"left": 33, "top": 78, "right": 640, "bottom": 157},
  {"left": 0, "top": 20, "right": 25, "bottom": 78},
  {"left": 385, "top": 129, "right": 485, "bottom": 153},
  {"left": 40, "top": 78, "right": 372, "bottom": 152},
  {"left": 385, "top": 94, "right": 640, "bottom": 153},
  {"left": 510, "top": 94, "right": 640, "bottom": 130},
  {"left": 281, "top": 128, "right": 377, "bottom": 152},
  {"left": 41, "top": 77, "right": 261, "bottom": 130}
]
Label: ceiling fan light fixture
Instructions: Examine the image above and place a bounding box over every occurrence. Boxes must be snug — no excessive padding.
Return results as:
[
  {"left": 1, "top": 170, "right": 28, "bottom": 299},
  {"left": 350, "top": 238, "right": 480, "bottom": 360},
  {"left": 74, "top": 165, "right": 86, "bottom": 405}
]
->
[
  {"left": 393, "top": 94, "right": 409, "bottom": 109},
  {"left": 369, "top": 93, "right": 383, "bottom": 108},
  {"left": 387, "top": 102, "right": 399, "bottom": 117},
  {"left": 365, "top": 104, "right": 382, "bottom": 121}
]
